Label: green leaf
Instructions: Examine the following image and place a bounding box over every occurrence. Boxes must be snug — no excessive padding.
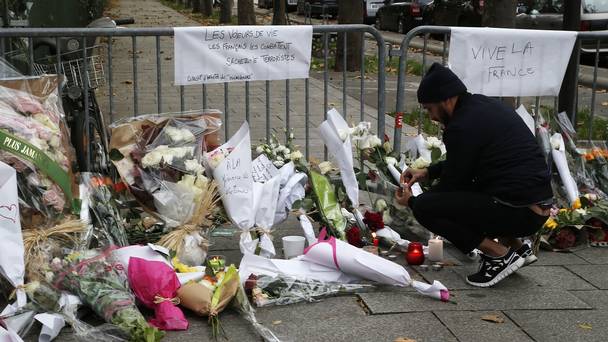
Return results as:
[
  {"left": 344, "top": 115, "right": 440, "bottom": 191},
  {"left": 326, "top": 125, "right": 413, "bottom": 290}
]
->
[
  {"left": 109, "top": 148, "right": 124, "bottom": 161},
  {"left": 431, "top": 147, "right": 442, "bottom": 162},
  {"left": 292, "top": 199, "right": 303, "bottom": 210},
  {"left": 302, "top": 198, "right": 315, "bottom": 211}
]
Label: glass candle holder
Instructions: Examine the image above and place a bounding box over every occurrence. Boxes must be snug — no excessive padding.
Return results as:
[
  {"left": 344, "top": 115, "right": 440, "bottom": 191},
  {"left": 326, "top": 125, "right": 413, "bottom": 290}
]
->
[{"left": 406, "top": 242, "right": 425, "bottom": 265}]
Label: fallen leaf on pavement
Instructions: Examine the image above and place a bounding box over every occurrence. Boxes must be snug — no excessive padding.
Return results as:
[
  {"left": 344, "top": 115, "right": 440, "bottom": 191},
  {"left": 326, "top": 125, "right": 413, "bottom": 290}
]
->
[
  {"left": 122, "top": 80, "right": 133, "bottom": 85},
  {"left": 272, "top": 320, "right": 282, "bottom": 325},
  {"left": 578, "top": 323, "right": 592, "bottom": 330},
  {"left": 601, "top": 102, "right": 608, "bottom": 106},
  {"left": 481, "top": 314, "right": 505, "bottom": 324},
  {"left": 394, "top": 338, "right": 416, "bottom": 342}
]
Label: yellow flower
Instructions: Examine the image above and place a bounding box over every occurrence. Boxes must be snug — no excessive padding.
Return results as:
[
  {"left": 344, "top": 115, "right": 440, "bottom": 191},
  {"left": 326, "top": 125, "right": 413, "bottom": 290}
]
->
[
  {"left": 572, "top": 198, "right": 582, "bottom": 210},
  {"left": 559, "top": 208, "right": 568, "bottom": 213},
  {"left": 544, "top": 218, "right": 558, "bottom": 230},
  {"left": 172, "top": 257, "right": 198, "bottom": 273}
]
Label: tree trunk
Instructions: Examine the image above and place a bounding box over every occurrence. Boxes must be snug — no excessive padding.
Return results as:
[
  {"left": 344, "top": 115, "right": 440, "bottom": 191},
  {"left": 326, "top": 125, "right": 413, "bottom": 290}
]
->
[
  {"left": 202, "top": 0, "right": 213, "bottom": 17},
  {"left": 220, "top": 0, "right": 233, "bottom": 23},
  {"left": 192, "top": 0, "right": 201, "bottom": 12},
  {"left": 482, "top": 0, "right": 517, "bottom": 28},
  {"left": 482, "top": 0, "right": 517, "bottom": 107},
  {"left": 272, "top": 0, "right": 287, "bottom": 25},
  {"left": 238, "top": 0, "right": 256, "bottom": 25},
  {"left": 334, "top": 0, "right": 363, "bottom": 72},
  {"left": 559, "top": 0, "right": 582, "bottom": 122}
]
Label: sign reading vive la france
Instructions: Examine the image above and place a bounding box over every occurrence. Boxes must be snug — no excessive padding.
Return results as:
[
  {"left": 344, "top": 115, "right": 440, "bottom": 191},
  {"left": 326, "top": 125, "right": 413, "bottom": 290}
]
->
[
  {"left": 448, "top": 27, "right": 577, "bottom": 97},
  {"left": 174, "top": 26, "right": 312, "bottom": 85}
]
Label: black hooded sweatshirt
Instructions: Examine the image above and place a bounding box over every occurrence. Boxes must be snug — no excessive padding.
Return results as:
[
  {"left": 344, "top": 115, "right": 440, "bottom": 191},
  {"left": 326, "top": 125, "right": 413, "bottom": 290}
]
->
[{"left": 422, "top": 93, "right": 553, "bottom": 207}]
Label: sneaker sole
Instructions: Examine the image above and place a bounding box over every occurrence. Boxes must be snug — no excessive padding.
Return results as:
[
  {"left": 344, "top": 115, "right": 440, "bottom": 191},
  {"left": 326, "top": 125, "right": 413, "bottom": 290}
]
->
[
  {"left": 523, "top": 254, "right": 538, "bottom": 267},
  {"left": 466, "top": 257, "right": 525, "bottom": 288}
]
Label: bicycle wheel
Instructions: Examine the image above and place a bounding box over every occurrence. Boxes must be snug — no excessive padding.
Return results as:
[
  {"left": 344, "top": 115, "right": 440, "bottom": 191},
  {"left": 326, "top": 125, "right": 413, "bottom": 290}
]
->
[{"left": 71, "top": 95, "right": 109, "bottom": 174}]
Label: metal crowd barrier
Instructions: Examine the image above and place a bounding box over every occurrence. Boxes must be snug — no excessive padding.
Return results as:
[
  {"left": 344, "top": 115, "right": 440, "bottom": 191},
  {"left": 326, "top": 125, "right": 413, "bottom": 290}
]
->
[
  {"left": 0, "top": 24, "right": 387, "bottom": 167},
  {"left": 392, "top": 25, "right": 608, "bottom": 149}
]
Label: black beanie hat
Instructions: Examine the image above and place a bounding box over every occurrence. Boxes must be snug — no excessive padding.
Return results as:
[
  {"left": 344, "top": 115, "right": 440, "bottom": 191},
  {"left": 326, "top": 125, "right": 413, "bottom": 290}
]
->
[{"left": 417, "top": 63, "right": 467, "bottom": 103}]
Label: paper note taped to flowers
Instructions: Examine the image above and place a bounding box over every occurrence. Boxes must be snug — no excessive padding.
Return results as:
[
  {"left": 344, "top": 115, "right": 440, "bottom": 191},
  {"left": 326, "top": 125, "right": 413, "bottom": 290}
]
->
[
  {"left": 174, "top": 25, "right": 312, "bottom": 85},
  {"left": 448, "top": 27, "right": 576, "bottom": 97}
]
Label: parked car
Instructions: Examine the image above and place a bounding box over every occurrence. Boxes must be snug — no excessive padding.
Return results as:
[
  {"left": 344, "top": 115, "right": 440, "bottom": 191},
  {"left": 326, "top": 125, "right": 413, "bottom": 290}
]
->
[
  {"left": 296, "top": 0, "right": 338, "bottom": 17},
  {"left": 258, "top": 0, "right": 298, "bottom": 11},
  {"left": 515, "top": 0, "right": 608, "bottom": 55},
  {"left": 364, "top": 0, "right": 386, "bottom": 24},
  {"left": 427, "top": 0, "right": 484, "bottom": 27},
  {"left": 375, "top": 0, "right": 433, "bottom": 34}
]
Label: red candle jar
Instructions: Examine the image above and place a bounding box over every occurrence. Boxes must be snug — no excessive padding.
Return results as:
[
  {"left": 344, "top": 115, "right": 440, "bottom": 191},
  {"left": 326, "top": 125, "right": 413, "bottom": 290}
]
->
[{"left": 406, "top": 242, "right": 425, "bottom": 265}]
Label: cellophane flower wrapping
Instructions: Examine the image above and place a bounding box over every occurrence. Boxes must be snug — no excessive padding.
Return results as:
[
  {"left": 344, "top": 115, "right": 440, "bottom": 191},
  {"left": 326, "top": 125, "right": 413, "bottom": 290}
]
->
[
  {"left": 127, "top": 257, "right": 188, "bottom": 331},
  {"left": 52, "top": 249, "right": 164, "bottom": 342},
  {"left": 109, "top": 111, "right": 221, "bottom": 228},
  {"left": 244, "top": 274, "right": 372, "bottom": 307},
  {"left": 0, "top": 74, "right": 78, "bottom": 225},
  {"left": 80, "top": 173, "right": 129, "bottom": 248}
]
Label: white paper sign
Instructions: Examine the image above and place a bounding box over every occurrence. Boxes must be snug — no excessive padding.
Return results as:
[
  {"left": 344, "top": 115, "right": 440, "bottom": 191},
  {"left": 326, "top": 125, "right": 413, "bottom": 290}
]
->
[
  {"left": 449, "top": 27, "right": 576, "bottom": 96},
  {"left": 251, "top": 154, "right": 279, "bottom": 183},
  {"left": 174, "top": 25, "right": 313, "bottom": 85}
]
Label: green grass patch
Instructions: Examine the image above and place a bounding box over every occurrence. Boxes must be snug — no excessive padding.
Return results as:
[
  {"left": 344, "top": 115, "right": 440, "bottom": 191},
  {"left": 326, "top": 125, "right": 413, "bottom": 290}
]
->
[
  {"left": 388, "top": 108, "right": 441, "bottom": 136},
  {"left": 310, "top": 55, "right": 422, "bottom": 76},
  {"left": 540, "top": 105, "right": 608, "bottom": 141}
]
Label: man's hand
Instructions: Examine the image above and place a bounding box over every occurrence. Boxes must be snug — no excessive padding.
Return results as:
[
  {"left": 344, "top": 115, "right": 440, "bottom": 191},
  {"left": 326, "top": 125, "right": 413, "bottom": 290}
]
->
[
  {"left": 394, "top": 186, "right": 413, "bottom": 207},
  {"left": 400, "top": 168, "right": 429, "bottom": 187}
]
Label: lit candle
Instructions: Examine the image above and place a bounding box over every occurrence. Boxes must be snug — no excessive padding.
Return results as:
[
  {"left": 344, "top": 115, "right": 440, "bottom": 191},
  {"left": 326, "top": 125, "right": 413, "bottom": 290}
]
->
[
  {"left": 428, "top": 237, "right": 444, "bottom": 262},
  {"left": 406, "top": 242, "right": 425, "bottom": 265},
  {"left": 372, "top": 232, "right": 379, "bottom": 247}
]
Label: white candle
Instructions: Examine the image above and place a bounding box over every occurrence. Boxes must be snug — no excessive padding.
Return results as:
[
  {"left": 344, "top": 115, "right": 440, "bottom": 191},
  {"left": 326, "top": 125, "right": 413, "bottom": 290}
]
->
[{"left": 428, "top": 238, "right": 443, "bottom": 262}]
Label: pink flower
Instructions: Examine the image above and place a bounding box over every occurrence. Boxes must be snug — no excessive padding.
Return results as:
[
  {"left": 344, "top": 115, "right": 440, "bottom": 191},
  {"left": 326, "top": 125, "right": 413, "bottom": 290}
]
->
[{"left": 43, "top": 185, "right": 66, "bottom": 211}]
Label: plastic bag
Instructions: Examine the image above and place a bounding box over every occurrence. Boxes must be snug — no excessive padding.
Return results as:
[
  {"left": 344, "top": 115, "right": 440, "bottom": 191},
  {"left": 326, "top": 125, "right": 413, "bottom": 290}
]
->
[
  {"left": 52, "top": 249, "right": 164, "bottom": 341},
  {"left": 127, "top": 257, "right": 188, "bottom": 331},
  {"left": 80, "top": 173, "right": 129, "bottom": 248},
  {"left": 109, "top": 111, "right": 221, "bottom": 228},
  {"left": 0, "top": 74, "right": 78, "bottom": 225},
  {"left": 244, "top": 274, "right": 372, "bottom": 307}
]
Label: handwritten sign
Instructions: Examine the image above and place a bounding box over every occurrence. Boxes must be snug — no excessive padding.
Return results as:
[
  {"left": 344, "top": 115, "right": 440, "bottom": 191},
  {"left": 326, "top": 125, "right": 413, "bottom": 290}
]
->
[
  {"left": 174, "top": 25, "right": 313, "bottom": 85},
  {"left": 252, "top": 154, "right": 279, "bottom": 183},
  {"left": 448, "top": 27, "right": 576, "bottom": 97}
]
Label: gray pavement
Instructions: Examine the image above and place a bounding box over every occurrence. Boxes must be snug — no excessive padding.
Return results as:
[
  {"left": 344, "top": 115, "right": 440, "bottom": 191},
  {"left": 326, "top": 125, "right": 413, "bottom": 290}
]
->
[{"left": 18, "top": 1, "right": 608, "bottom": 341}]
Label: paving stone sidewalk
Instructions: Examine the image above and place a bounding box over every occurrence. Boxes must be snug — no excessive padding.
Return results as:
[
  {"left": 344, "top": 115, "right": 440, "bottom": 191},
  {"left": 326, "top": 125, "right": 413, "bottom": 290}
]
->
[{"left": 19, "top": 1, "right": 608, "bottom": 341}]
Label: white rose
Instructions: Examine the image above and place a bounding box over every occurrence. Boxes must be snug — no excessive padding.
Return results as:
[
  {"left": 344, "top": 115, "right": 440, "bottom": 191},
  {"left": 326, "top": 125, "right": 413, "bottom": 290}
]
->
[
  {"left": 375, "top": 199, "right": 388, "bottom": 212},
  {"left": 165, "top": 126, "right": 195, "bottom": 143},
  {"left": 284, "top": 148, "right": 291, "bottom": 155},
  {"left": 382, "top": 210, "right": 393, "bottom": 225},
  {"left": 184, "top": 159, "right": 205, "bottom": 174},
  {"left": 141, "top": 150, "right": 162, "bottom": 168},
  {"left": 369, "top": 135, "right": 382, "bottom": 148},
  {"left": 256, "top": 145, "right": 264, "bottom": 154},
  {"left": 357, "top": 136, "right": 372, "bottom": 150},
  {"left": 172, "top": 146, "right": 194, "bottom": 159},
  {"left": 352, "top": 122, "right": 371, "bottom": 136},
  {"left": 290, "top": 150, "right": 303, "bottom": 161},
  {"left": 49, "top": 135, "right": 62, "bottom": 149},
  {"left": 318, "top": 161, "right": 333, "bottom": 174},
  {"left": 195, "top": 175, "right": 209, "bottom": 189},
  {"left": 289, "top": 132, "right": 295, "bottom": 140},
  {"left": 341, "top": 208, "right": 356, "bottom": 223},
  {"left": 276, "top": 156, "right": 284, "bottom": 162},
  {"left": 179, "top": 174, "right": 197, "bottom": 187},
  {"left": 411, "top": 157, "right": 431, "bottom": 169},
  {"left": 273, "top": 160, "right": 285, "bottom": 167},
  {"left": 338, "top": 129, "right": 350, "bottom": 141},
  {"left": 550, "top": 135, "right": 562, "bottom": 150},
  {"left": 584, "top": 193, "right": 598, "bottom": 201},
  {"left": 383, "top": 141, "right": 393, "bottom": 154},
  {"left": 384, "top": 156, "right": 398, "bottom": 166},
  {"left": 425, "top": 136, "right": 443, "bottom": 149}
]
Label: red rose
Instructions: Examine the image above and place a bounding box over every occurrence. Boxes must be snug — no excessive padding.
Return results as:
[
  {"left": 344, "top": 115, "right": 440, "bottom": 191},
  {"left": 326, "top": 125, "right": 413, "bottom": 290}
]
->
[
  {"left": 346, "top": 226, "right": 364, "bottom": 248},
  {"left": 364, "top": 211, "right": 384, "bottom": 232}
]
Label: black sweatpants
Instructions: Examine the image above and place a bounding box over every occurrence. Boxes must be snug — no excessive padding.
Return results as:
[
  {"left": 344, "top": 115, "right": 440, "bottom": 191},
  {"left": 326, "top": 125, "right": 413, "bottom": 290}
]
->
[{"left": 410, "top": 191, "right": 548, "bottom": 254}]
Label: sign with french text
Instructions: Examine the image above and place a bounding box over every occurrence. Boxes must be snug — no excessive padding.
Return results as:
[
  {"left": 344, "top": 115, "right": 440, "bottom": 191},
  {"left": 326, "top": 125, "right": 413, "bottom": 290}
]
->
[
  {"left": 174, "top": 25, "right": 312, "bottom": 85},
  {"left": 448, "top": 27, "right": 576, "bottom": 97}
]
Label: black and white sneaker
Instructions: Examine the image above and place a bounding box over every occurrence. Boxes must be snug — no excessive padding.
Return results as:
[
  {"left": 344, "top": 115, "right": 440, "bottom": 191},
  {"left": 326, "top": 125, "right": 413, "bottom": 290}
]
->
[
  {"left": 466, "top": 248, "right": 525, "bottom": 287},
  {"left": 516, "top": 243, "right": 538, "bottom": 267}
]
